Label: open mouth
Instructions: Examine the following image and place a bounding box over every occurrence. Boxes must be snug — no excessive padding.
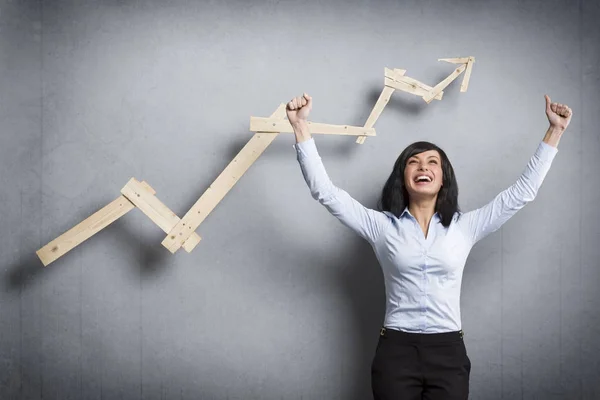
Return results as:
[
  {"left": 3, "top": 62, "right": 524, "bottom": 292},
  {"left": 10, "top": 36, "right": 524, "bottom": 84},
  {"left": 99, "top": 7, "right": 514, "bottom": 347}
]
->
[{"left": 414, "top": 175, "right": 433, "bottom": 185}]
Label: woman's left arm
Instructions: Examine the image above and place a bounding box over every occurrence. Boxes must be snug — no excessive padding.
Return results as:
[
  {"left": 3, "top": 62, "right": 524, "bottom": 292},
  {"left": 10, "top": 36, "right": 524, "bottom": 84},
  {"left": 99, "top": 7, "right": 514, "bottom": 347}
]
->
[{"left": 461, "top": 95, "right": 573, "bottom": 245}]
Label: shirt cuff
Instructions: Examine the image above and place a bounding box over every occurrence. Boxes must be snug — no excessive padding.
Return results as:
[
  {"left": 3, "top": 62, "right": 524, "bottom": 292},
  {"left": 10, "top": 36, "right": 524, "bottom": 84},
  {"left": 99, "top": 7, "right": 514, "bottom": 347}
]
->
[
  {"left": 293, "top": 137, "right": 319, "bottom": 160},
  {"left": 536, "top": 140, "right": 559, "bottom": 163}
]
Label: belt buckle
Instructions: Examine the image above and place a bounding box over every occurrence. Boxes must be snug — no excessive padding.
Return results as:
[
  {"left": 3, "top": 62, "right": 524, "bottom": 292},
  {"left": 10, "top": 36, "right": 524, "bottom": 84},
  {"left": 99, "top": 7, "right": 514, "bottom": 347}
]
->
[{"left": 380, "top": 327, "right": 386, "bottom": 336}]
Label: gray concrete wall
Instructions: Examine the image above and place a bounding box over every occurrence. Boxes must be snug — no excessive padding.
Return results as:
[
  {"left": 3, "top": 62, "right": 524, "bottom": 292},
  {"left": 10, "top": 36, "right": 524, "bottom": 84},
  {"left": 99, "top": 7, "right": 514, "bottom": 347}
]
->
[{"left": 1, "top": 0, "right": 598, "bottom": 399}]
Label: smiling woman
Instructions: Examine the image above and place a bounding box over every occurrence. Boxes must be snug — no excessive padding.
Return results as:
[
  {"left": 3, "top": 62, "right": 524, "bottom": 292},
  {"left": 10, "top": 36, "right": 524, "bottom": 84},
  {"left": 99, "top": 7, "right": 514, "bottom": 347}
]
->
[
  {"left": 286, "top": 92, "right": 572, "bottom": 400},
  {"left": 380, "top": 141, "right": 459, "bottom": 232}
]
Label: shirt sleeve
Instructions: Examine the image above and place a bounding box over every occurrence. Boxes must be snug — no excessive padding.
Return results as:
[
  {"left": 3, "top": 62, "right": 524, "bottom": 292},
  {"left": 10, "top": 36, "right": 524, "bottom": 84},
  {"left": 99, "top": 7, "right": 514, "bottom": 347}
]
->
[
  {"left": 460, "top": 141, "right": 558, "bottom": 245},
  {"left": 294, "top": 138, "right": 390, "bottom": 244}
]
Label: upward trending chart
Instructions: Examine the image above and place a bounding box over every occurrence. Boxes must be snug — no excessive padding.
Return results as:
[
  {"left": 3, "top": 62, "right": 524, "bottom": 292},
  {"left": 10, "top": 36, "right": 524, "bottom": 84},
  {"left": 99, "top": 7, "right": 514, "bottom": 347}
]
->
[{"left": 36, "top": 56, "right": 475, "bottom": 266}]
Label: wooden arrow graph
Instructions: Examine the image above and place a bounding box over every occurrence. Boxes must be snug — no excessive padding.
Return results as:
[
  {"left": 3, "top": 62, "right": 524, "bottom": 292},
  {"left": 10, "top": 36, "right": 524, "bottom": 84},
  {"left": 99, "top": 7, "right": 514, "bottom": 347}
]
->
[
  {"left": 36, "top": 56, "right": 474, "bottom": 266},
  {"left": 355, "top": 56, "right": 475, "bottom": 144}
]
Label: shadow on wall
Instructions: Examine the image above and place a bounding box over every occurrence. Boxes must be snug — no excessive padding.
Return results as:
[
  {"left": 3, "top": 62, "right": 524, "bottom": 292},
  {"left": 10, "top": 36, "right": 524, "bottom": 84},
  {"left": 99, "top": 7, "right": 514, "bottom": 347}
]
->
[
  {"left": 2, "top": 234, "right": 386, "bottom": 400},
  {"left": 333, "top": 235, "right": 387, "bottom": 400},
  {"left": 3, "top": 214, "right": 172, "bottom": 292}
]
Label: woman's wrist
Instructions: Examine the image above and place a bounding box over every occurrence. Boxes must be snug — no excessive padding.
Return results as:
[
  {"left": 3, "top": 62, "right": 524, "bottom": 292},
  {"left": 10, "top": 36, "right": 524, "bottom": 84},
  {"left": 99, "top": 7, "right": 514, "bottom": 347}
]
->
[
  {"left": 291, "top": 119, "right": 312, "bottom": 143},
  {"left": 542, "top": 125, "right": 565, "bottom": 148}
]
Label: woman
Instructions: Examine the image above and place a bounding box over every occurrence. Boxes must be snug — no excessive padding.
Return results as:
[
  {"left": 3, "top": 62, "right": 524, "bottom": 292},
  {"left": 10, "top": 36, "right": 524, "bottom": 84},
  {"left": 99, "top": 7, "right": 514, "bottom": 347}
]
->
[{"left": 286, "top": 92, "right": 572, "bottom": 400}]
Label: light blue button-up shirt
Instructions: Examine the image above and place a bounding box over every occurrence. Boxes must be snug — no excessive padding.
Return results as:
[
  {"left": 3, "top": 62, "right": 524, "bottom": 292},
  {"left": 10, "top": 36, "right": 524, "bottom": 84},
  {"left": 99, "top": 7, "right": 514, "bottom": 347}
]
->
[{"left": 294, "top": 138, "right": 558, "bottom": 333}]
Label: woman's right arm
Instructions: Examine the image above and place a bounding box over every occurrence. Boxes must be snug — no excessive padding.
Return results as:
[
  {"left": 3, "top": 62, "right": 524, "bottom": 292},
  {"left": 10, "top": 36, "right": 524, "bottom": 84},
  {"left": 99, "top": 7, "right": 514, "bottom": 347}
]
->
[{"left": 288, "top": 94, "right": 390, "bottom": 244}]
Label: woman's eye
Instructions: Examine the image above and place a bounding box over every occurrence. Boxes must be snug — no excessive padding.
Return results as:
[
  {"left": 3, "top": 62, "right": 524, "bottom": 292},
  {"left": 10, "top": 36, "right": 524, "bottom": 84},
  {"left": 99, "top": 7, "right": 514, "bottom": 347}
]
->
[{"left": 430, "top": 160, "right": 438, "bottom": 164}]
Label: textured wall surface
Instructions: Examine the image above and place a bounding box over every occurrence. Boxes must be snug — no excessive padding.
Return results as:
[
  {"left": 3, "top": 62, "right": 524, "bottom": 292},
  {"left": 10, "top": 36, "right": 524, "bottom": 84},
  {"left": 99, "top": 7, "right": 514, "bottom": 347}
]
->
[{"left": 1, "top": 0, "right": 598, "bottom": 399}]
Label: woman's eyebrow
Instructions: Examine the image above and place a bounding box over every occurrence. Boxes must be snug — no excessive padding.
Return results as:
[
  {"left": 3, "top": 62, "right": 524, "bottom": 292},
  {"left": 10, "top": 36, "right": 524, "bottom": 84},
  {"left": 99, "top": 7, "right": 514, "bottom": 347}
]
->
[{"left": 410, "top": 155, "right": 440, "bottom": 160}]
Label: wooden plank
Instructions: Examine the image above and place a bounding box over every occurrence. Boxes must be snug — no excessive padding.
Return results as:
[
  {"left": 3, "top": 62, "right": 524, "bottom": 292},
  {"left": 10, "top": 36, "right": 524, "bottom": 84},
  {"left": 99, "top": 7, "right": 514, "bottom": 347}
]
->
[
  {"left": 393, "top": 68, "right": 406, "bottom": 76},
  {"left": 460, "top": 57, "right": 475, "bottom": 92},
  {"left": 356, "top": 68, "right": 404, "bottom": 144},
  {"left": 249, "top": 117, "right": 375, "bottom": 137},
  {"left": 422, "top": 63, "right": 467, "bottom": 104},
  {"left": 394, "top": 77, "right": 443, "bottom": 99},
  {"left": 438, "top": 57, "right": 470, "bottom": 64},
  {"left": 384, "top": 68, "right": 443, "bottom": 99},
  {"left": 356, "top": 85, "right": 396, "bottom": 144},
  {"left": 36, "top": 196, "right": 135, "bottom": 266},
  {"left": 384, "top": 67, "right": 405, "bottom": 81},
  {"left": 120, "top": 178, "right": 202, "bottom": 251},
  {"left": 162, "top": 104, "right": 288, "bottom": 253},
  {"left": 385, "top": 76, "right": 421, "bottom": 95},
  {"left": 182, "top": 232, "right": 201, "bottom": 253},
  {"left": 121, "top": 178, "right": 179, "bottom": 232},
  {"left": 140, "top": 181, "right": 156, "bottom": 195},
  {"left": 384, "top": 77, "right": 444, "bottom": 100}
]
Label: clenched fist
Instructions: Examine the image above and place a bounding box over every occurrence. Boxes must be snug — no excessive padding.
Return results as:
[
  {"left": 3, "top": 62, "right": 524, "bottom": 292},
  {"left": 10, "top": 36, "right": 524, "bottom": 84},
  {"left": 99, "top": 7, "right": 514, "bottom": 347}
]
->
[
  {"left": 545, "top": 95, "right": 572, "bottom": 131},
  {"left": 286, "top": 93, "right": 312, "bottom": 125}
]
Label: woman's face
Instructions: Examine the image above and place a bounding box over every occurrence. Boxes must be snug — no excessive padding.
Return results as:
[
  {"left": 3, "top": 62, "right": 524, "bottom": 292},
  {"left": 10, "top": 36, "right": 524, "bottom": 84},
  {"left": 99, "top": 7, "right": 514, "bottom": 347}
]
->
[{"left": 403, "top": 150, "right": 444, "bottom": 200}]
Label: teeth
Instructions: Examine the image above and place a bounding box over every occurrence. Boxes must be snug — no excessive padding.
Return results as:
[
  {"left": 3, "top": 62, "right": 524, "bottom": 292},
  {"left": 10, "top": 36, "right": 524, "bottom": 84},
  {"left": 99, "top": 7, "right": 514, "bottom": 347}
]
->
[{"left": 415, "top": 175, "right": 431, "bottom": 182}]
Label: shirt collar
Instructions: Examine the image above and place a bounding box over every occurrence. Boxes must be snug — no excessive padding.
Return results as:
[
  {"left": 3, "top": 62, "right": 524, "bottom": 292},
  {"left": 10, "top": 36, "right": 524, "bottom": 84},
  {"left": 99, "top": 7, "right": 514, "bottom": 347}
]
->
[{"left": 398, "top": 207, "right": 440, "bottom": 220}]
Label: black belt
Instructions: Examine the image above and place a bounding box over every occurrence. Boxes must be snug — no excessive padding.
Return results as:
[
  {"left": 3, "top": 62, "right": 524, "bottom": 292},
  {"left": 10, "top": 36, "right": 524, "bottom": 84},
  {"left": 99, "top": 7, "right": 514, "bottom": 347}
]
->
[{"left": 380, "top": 327, "right": 464, "bottom": 343}]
